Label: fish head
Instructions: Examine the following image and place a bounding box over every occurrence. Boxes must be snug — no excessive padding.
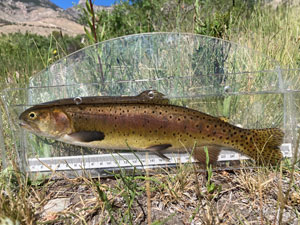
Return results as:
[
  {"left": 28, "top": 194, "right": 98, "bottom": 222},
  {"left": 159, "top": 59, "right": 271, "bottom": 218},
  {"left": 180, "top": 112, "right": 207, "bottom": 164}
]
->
[{"left": 19, "top": 107, "right": 72, "bottom": 139}]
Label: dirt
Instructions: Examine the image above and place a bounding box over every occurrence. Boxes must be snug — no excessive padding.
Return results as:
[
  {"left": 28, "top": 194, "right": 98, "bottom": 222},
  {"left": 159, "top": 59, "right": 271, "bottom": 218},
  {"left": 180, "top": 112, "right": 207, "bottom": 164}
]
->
[{"left": 29, "top": 166, "right": 300, "bottom": 225}]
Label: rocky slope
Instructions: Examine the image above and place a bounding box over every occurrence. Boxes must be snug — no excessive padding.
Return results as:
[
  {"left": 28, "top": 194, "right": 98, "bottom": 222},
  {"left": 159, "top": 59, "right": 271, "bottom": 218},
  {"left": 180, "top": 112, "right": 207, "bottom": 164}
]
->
[{"left": 0, "top": 0, "right": 112, "bottom": 36}]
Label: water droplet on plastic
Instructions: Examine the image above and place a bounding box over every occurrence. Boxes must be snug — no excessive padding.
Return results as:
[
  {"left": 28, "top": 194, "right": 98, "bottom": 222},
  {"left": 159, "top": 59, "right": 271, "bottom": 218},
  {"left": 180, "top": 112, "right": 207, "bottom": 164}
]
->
[
  {"left": 224, "top": 86, "right": 230, "bottom": 93},
  {"left": 74, "top": 97, "right": 82, "bottom": 105},
  {"left": 148, "top": 91, "right": 154, "bottom": 99}
]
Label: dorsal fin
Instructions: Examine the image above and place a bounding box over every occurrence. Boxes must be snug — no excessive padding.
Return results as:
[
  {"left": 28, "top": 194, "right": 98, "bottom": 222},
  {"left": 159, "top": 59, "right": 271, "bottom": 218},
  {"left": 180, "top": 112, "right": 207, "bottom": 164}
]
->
[{"left": 135, "top": 90, "right": 169, "bottom": 104}]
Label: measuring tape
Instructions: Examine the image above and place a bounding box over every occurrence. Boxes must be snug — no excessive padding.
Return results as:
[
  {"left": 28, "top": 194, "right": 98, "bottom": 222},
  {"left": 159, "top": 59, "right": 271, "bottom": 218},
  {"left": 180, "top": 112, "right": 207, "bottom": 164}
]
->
[{"left": 28, "top": 143, "right": 292, "bottom": 175}]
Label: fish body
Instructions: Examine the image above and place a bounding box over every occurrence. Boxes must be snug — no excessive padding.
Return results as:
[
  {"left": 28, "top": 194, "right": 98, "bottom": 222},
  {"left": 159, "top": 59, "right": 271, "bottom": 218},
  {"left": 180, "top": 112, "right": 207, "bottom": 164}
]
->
[{"left": 19, "top": 91, "right": 284, "bottom": 165}]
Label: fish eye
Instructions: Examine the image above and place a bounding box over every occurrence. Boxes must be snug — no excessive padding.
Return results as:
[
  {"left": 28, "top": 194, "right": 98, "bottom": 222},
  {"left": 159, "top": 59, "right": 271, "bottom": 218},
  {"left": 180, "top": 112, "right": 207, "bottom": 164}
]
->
[{"left": 28, "top": 112, "right": 37, "bottom": 119}]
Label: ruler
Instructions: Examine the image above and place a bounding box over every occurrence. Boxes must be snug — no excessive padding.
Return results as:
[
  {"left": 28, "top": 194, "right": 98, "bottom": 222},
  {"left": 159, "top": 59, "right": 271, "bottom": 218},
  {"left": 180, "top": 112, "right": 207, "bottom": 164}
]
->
[{"left": 28, "top": 143, "right": 292, "bottom": 175}]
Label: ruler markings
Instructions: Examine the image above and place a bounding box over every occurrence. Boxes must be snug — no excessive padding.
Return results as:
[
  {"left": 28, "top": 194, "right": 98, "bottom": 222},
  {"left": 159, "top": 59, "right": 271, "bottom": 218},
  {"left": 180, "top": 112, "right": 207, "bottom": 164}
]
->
[{"left": 28, "top": 143, "right": 293, "bottom": 172}]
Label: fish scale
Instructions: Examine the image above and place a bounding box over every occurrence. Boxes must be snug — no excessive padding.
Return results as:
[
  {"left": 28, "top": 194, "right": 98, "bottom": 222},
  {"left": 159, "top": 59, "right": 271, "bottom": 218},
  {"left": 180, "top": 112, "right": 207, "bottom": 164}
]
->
[{"left": 19, "top": 90, "right": 284, "bottom": 165}]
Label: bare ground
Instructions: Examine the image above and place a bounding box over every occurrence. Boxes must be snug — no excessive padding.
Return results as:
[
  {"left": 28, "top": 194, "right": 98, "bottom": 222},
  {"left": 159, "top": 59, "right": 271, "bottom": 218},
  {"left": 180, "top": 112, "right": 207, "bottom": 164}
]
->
[
  {"left": 25, "top": 164, "right": 300, "bottom": 225},
  {"left": 0, "top": 18, "right": 85, "bottom": 36}
]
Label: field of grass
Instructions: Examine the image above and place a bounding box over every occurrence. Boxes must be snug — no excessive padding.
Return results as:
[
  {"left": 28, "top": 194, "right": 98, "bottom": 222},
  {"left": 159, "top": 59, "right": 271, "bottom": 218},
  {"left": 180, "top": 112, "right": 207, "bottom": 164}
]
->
[{"left": 0, "top": 0, "right": 300, "bottom": 224}]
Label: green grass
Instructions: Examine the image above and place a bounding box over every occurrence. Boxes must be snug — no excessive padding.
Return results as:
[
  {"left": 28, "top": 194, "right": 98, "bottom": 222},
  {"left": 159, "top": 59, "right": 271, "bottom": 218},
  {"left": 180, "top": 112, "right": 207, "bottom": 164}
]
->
[
  {"left": 0, "top": 32, "right": 84, "bottom": 90},
  {"left": 0, "top": 0, "right": 300, "bottom": 224}
]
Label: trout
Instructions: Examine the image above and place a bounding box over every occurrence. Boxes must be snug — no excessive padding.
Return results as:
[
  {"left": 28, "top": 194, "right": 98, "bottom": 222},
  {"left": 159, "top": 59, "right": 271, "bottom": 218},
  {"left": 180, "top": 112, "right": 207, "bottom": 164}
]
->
[{"left": 19, "top": 90, "right": 284, "bottom": 165}]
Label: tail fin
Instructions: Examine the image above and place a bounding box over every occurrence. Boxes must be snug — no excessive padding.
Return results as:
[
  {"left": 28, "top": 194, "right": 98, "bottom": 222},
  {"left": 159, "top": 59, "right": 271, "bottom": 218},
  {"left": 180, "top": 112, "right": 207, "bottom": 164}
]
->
[{"left": 245, "top": 128, "right": 284, "bottom": 165}]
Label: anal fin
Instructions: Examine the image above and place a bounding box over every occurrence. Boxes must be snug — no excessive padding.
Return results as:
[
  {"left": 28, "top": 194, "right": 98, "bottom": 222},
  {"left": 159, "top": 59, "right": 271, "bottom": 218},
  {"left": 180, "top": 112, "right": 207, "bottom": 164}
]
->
[{"left": 192, "top": 145, "right": 221, "bottom": 165}]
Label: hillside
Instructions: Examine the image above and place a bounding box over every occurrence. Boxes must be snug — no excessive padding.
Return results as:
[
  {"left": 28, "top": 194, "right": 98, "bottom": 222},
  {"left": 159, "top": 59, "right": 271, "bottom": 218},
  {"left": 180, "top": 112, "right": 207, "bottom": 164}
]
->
[{"left": 0, "top": 0, "right": 112, "bottom": 36}]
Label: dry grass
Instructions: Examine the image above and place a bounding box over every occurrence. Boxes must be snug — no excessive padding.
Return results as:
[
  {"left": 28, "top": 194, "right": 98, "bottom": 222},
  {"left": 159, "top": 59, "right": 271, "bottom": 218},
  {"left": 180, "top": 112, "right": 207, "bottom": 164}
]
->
[{"left": 1, "top": 160, "right": 300, "bottom": 224}]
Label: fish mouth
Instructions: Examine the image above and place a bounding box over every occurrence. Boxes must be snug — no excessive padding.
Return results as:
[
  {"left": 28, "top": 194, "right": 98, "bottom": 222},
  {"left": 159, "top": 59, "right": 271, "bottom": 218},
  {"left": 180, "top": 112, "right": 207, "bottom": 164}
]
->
[{"left": 19, "top": 121, "right": 34, "bottom": 131}]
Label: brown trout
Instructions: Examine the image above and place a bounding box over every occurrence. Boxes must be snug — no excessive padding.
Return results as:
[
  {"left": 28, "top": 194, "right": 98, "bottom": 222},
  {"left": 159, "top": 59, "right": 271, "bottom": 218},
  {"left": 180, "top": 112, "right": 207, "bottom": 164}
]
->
[{"left": 19, "top": 90, "right": 284, "bottom": 165}]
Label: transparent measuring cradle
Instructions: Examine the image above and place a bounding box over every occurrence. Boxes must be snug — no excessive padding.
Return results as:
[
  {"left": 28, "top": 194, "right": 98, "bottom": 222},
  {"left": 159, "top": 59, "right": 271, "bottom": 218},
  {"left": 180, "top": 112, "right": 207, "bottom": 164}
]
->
[{"left": 0, "top": 33, "right": 297, "bottom": 178}]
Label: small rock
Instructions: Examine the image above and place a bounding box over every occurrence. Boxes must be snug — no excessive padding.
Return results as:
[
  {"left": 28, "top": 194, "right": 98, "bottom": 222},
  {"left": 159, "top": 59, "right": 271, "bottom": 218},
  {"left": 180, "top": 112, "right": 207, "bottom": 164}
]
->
[{"left": 43, "top": 198, "right": 70, "bottom": 217}]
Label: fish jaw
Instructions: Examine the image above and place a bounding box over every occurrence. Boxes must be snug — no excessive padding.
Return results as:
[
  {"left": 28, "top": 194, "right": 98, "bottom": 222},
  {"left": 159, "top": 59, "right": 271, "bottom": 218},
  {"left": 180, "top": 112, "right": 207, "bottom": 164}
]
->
[{"left": 19, "top": 120, "right": 40, "bottom": 134}]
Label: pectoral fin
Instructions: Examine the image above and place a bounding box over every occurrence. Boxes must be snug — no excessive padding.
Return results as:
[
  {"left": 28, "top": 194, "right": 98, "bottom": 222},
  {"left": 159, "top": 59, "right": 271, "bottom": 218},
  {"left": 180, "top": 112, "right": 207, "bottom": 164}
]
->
[
  {"left": 67, "top": 131, "right": 105, "bottom": 142},
  {"left": 146, "top": 144, "right": 172, "bottom": 161},
  {"left": 192, "top": 145, "right": 221, "bottom": 164}
]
